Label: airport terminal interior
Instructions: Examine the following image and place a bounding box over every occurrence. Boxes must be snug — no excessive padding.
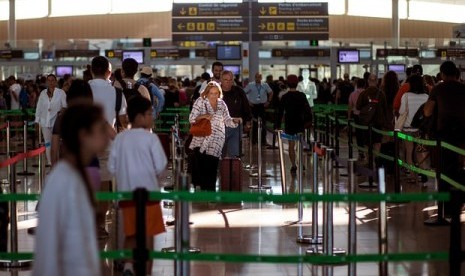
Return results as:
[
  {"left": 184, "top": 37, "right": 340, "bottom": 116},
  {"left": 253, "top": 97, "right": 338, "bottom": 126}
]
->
[{"left": 2, "top": 0, "right": 465, "bottom": 275}]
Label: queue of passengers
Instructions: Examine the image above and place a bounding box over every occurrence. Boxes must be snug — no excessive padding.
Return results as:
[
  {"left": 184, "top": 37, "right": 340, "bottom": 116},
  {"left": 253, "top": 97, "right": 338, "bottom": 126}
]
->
[{"left": 1, "top": 57, "right": 464, "bottom": 275}]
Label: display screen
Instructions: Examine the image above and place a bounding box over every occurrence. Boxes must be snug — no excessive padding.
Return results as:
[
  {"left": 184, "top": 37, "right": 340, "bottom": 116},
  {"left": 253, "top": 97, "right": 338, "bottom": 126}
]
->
[
  {"left": 24, "top": 52, "right": 40, "bottom": 60},
  {"left": 55, "top": 66, "right": 73, "bottom": 77},
  {"left": 122, "top": 50, "right": 144, "bottom": 64},
  {"left": 223, "top": 65, "right": 241, "bottom": 76},
  {"left": 216, "top": 45, "right": 241, "bottom": 60},
  {"left": 388, "top": 64, "right": 406, "bottom": 73},
  {"left": 338, "top": 50, "right": 360, "bottom": 63}
]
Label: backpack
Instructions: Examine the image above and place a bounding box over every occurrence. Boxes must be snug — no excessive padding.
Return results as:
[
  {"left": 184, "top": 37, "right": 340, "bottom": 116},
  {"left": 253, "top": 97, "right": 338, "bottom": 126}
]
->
[
  {"left": 120, "top": 80, "right": 141, "bottom": 103},
  {"left": 137, "top": 80, "right": 155, "bottom": 106},
  {"left": 19, "top": 88, "right": 28, "bottom": 109},
  {"left": 359, "top": 89, "right": 381, "bottom": 126}
]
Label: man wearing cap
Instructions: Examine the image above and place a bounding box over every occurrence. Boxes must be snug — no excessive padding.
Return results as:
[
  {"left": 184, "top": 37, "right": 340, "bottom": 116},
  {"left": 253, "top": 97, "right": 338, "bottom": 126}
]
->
[{"left": 137, "top": 66, "right": 165, "bottom": 118}]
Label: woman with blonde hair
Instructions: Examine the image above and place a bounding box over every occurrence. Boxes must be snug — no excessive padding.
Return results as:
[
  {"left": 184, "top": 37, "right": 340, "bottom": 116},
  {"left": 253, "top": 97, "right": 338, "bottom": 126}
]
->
[{"left": 189, "top": 81, "right": 240, "bottom": 191}]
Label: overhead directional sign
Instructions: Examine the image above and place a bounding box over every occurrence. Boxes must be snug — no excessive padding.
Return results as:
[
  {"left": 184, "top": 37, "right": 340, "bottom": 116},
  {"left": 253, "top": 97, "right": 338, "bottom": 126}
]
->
[
  {"left": 376, "top": 48, "right": 419, "bottom": 58},
  {"left": 254, "top": 2, "right": 329, "bottom": 17},
  {"left": 252, "top": 2, "right": 329, "bottom": 41},
  {"left": 271, "top": 48, "right": 330, "bottom": 58},
  {"left": 172, "top": 3, "right": 249, "bottom": 42},
  {"left": 172, "top": 3, "right": 248, "bottom": 17}
]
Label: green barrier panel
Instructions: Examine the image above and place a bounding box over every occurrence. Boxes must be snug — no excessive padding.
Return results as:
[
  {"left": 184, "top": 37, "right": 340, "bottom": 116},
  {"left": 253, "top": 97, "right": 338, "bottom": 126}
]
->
[
  {"left": 373, "top": 150, "right": 395, "bottom": 162},
  {"left": 338, "top": 119, "right": 348, "bottom": 125},
  {"left": 0, "top": 251, "right": 448, "bottom": 264},
  {"left": 397, "top": 133, "right": 437, "bottom": 147},
  {"left": 352, "top": 144, "right": 369, "bottom": 153},
  {"left": 350, "top": 122, "right": 369, "bottom": 130},
  {"left": 398, "top": 159, "right": 436, "bottom": 178},
  {"left": 328, "top": 115, "right": 336, "bottom": 121},
  {"left": 0, "top": 191, "right": 450, "bottom": 203},
  {"left": 441, "top": 174, "right": 465, "bottom": 192},
  {"left": 441, "top": 141, "right": 465, "bottom": 157},
  {"left": 159, "top": 113, "right": 188, "bottom": 117},
  {"left": 372, "top": 128, "right": 394, "bottom": 137},
  {"left": 165, "top": 107, "right": 190, "bottom": 112}
]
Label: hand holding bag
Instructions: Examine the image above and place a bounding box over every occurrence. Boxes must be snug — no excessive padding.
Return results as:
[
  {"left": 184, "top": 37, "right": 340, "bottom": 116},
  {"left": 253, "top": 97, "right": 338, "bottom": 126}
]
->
[
  {"left": 190, "top": 102, "right": 212, "bottom": 137},
  {"left": 395, "top": 94, "right": 409, "bottom": 130}
]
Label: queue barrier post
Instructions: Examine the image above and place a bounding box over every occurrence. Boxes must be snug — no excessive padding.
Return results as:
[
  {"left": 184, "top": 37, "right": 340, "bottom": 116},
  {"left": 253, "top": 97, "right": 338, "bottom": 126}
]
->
[
  {"left": 32, "top": 127, "right": 42, "bottom": 168},
  {"left": 378, "top": 168, "right": 388, "bottom": 276},
  {"left": 277, "top": 130, "right": 287, "bottom": 194},
  {"left": 359, "top": 124, "right": 377, "bottom": 189},
  {"left": 249, "top": 118, "right": 271, "bottom": 190},
  {"left": 0, "top": 160, "right": 32, "bottom": 268},
  {"left": 244, "top": 119, "right": 256, "bottom": 171},
  {"left": 133, "top": 188, "right": 149, "bottom": 276},
  {"left": 449, "top": 190, "right": 464, "bottom": 276},
  {"left": 5, "top": 122, "right": 10, "bottom": 183},
  {"left": 17, "top": 121, "right": 34, "bottom": 176},
  {"left": 177, "top": 172, "right": 193, "bottom": 276},
  {"left": 393, "top": 130, "right": 401, "bottom": 194},
  {"left": 162, "top": 152, "right": 201, "bottom": 256},
  {"left": 297, "top": 141, "right": 323, "bottom": 245},
  {"left": 307, "top": 148, "right": 345, "bottom": 257},
  {"left": 329, "top": 116, "right": 334, "bottom": 149},
  {"left": 171, "top": 127, "right": 177, "bottom": 186},
  {"left": 313, "top": 111, "right": 318, "bottom": 142},
  {"left": 297, "top": 134, "right": 304, "bottom": 222},
  {"left": 334, "top": 115, "right": 341, "bottom": 168},
  {"left": 424, "top": 138, "right": 449, "bottom": 226},
  {"left": 348, "top": 119, "right": 353, "bottom": 160},
  {"left": 348, "top": 159, "right": 357, "bottom": 276},
  {"left": 325, "top": 114, "right": 330, "bottom": 147}
]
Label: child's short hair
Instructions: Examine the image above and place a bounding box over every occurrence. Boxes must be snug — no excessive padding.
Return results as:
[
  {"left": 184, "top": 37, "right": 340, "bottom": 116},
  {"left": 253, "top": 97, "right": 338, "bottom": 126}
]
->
[{"left": 127, "top": 96, "right": 152, "bottom": 123}]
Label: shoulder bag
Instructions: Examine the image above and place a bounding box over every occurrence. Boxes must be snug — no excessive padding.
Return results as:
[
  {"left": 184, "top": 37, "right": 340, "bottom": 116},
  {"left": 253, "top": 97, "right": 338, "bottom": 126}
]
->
[{"left": 190, "top": 102, "right": 212, "bottom": 137}]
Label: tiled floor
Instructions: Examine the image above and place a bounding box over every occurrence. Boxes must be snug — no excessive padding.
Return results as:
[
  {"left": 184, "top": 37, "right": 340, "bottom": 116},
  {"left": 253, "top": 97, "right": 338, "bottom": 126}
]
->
[{"left": 0, "top": 136, "right": 463, "bottom": 275}]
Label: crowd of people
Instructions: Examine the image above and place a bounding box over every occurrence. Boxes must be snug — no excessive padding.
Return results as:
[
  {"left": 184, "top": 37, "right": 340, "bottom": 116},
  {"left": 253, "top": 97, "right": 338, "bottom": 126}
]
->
[{"left": 1, "top": 57, "right": 465, "bottom": 275}]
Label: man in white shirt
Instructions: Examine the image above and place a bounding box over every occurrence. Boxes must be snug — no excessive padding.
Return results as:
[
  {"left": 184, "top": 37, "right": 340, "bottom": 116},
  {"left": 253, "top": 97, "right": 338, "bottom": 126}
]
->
[
  {"left": 244, "top": 72, "right": 273, "bottom": 145},
  {"left": 88, "top": 56, "right": 128, "bottom": 238},
  {"left": 7, "top": 76, "right": 21, "bottom": 110}
]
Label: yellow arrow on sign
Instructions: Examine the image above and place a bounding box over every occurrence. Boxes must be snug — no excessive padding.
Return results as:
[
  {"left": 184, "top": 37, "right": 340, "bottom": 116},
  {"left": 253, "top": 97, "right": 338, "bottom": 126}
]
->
[
  {"left": 180, "top": 7, "right": 187, "bottom": 16},
  {"left": 258, "top": 23, "right": 266, "bottom": 30},
  {"left": 260, "top": 7, "right": 267, "bottom": 15},
  {"left": 177, "top": 23, "right": 185, "bottom": 30}
]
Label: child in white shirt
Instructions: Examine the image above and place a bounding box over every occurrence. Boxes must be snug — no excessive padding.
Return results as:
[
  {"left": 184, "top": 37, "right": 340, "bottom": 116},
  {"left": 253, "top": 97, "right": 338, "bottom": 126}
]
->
[{"left": 108, "top": 96, "right": 167, "bottom": 275}]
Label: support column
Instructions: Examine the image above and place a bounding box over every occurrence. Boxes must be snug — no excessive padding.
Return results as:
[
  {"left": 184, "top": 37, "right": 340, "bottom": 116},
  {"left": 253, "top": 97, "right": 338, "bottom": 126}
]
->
[
  {"left": 248, "top": 0, "right": 259, "bottom": 78},
  {"left": 392, "top": 0, "right": 400, "bottom": 48},
  {"left": 8, "top": 0, "right": 16, "bottom": 48}
]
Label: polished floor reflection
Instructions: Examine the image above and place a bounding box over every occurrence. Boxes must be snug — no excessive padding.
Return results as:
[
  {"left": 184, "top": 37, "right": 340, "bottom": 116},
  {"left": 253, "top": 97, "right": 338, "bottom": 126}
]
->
[{"left": 0, "top": 137, "right": 463, "bottom": 275}]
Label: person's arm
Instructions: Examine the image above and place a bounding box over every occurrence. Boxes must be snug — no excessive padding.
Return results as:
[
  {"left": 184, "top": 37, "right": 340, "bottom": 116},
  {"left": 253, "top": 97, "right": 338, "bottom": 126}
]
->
[
  {"left": 60, "top": 90, "right": 67, "bottom": 108},
  {"left": 117, "top": 96, "right": 129, "bottom": 130},
  {"left": 335, "top": 89, "right": 341, "bottom": 105},
  {"left": 347, "top": 95, "right": 353, "bottom": 119},
  {"left": 35, "top": 93, "right": 43, "bottom": 124},
  {"left": 108, "top": 139, "right": 118, "bottom": 176},
  {"left": 10, "top": 86, "right": 19, "bottom": 102},
  {"left": 424, "top": 88, "right": 437, "bottom": 117},
  {"left": 264, "top": 84, "right": 273, "bottom": 107},
  {"left": 151, "top": 84, "right": 165, "bottom": 114},
  {"left": 275, "top": 95, "right": 285, "bottom": 130},
  {"left": 399, "top": 93, "right": 407, "bottom": 115},
  {"left": 356, "top": 91, "right": 367, "bottom": 110},
  {"left": 310, "top": 82, "right": 318, "bottom": 99},
  {"left": 240, "top": 90, "right": 253, "bottom": 130},
  {"left": 222, "top": 102, "right": 239, "bottom": 127}
]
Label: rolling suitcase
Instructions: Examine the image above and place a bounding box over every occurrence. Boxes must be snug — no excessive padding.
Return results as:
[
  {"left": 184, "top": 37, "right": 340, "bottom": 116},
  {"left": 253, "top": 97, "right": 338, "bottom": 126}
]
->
[{"left": 220, "top": 158, "right": 243, "bottom": 192}]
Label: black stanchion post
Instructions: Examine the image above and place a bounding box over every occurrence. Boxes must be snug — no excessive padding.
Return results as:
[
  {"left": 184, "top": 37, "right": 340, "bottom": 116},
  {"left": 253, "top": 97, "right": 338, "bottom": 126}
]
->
[
  {"left": 325, "top": 114, "right": 330, "bottom": 147},
  {"left": 424, "top": 139, "right": 448, "bottom": 226},
  {"left": 335, "top": 115, "right": 340, "bottom": 163},
  {"left": 277, "top": 130, "right": 287, "bottom": 194},
  {"left": 313, "top": 112, "right": 318, "bottom": 142},
  {"left": 393, "top": 130, "right": 401, "bottom": 194},
  {"left": 18, "top": 121, "right": 34, "bottom": 176},
  {"left": 449, "top": 190, "right": 462, "bottom": 276},
  {"left": 133, "top": 188, "right": 149, "bottom": 276},
  {"left": 348, "top": 119, "right": 353, "bottom": 160},
  {"left": 378, "top": 168, "right": 388, "bottom": 276},
  {"left": 348, "top": 159, "right": 357, "bottom": 276},
  {"left": 0, "top": 160, "right": 32, "bottom": 268}
]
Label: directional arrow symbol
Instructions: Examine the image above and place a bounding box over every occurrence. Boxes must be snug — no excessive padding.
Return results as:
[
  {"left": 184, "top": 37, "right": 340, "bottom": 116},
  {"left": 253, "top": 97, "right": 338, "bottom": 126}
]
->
[
  {"left": 258, "top": 23, "right": 266, "bottom": 30},
  {"left": 177, "top": 23, "right": 185, "bottom": 30},
  {"left": 260, "top": 7, "right": 267, "bottom": 15},
  {"left": 180, "top": 8, "right": 187, "bottom": 16}
]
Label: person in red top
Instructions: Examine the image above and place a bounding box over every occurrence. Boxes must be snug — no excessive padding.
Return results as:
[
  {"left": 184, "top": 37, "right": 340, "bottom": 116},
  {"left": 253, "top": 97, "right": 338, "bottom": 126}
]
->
[{"left": 393, "top": 65, "right": 423, "bottom": 115}]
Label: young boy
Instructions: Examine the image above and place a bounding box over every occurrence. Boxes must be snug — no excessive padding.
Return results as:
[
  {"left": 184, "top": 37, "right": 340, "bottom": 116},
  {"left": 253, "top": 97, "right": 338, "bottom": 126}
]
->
[{"left": 108, "top": 96, "right": 167, "bottom": 275}]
